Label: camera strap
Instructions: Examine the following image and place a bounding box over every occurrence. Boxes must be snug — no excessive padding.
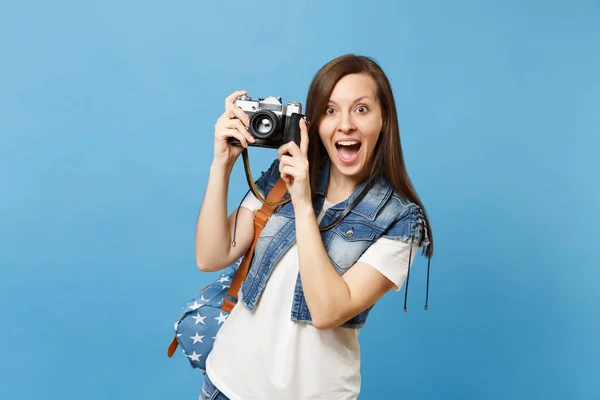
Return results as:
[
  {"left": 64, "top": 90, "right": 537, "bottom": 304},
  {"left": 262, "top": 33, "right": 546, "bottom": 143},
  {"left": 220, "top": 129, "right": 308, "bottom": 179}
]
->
[
  {"left": 242, "top": 149, "right": 291, "bottom": 207},
  {"left": 318, "top": 181, "right": 371, "bottom": 232}
]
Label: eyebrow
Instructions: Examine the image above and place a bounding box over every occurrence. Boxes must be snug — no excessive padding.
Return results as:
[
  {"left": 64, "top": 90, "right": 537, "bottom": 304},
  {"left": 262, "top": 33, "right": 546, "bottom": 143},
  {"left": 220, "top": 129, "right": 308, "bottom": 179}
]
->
[{"left": 328, "top": 96, "right": 371, "bottom": 105}]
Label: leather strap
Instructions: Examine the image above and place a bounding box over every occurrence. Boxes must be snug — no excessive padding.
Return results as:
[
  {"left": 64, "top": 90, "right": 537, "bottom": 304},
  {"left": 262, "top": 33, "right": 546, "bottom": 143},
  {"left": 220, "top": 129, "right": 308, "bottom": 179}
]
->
[
  {"left": 221, "top": 178, "right": 288, "bottom": 313},
  {"left": 167, "top": 336, "right": 179, "bottom": 358}
]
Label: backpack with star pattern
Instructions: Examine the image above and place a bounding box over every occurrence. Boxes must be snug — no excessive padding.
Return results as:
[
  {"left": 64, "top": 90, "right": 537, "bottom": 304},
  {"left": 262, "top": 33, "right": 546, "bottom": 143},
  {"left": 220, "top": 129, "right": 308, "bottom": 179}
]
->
[{"left": 167, "top": 179, "right": 288, "bottom": 373}]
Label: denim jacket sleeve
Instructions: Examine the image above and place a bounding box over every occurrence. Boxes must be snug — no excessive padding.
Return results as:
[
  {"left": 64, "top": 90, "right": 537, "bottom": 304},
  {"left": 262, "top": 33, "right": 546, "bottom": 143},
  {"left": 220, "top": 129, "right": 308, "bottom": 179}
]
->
[
  {"left": 382, "top": 200, "right": 430, "bottom": 249},
  {"left": 381, "top": 198, "right": 433, "bottom": 312}
]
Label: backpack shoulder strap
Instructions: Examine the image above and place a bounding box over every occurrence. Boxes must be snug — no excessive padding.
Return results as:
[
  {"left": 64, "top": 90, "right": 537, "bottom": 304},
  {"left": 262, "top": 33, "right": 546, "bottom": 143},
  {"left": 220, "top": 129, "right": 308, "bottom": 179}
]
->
[{"left": 221, "top": 179, "right": 288, "bottom": 313}]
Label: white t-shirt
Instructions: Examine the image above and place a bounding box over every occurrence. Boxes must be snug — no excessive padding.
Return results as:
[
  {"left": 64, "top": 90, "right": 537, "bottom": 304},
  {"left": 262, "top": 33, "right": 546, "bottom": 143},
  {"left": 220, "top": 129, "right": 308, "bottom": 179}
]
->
[{"left": 205, "top": 193, "right": 418, "bottom": 400}]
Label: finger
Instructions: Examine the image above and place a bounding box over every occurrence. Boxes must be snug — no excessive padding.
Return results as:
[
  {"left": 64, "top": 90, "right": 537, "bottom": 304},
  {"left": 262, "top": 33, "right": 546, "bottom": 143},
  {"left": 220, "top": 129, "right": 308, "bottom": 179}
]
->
[
  {"left": 279, "top": 161, "right": 293, "bottom": 182},
  {"left": 280, "top": 165, "right": 293, "bottom": 182},
  {"left": 278, "top": 154, "right": 294, "bottom": 167},
  {"left": 225, "top": 90, "right": 247, "bottom": 110},
  {"left": 226, "top": 105, "right": 251, "bottom": 127},
  {"left": 236, "top": 120, "right": 255, "bottom": 144},
  {"left": 277, "top": 142, "right": 292, "bottom": 159},
  {"left": 280, "top": 165, "right": 307, "bottom": 181},
  {"left": 279, "top": 155, "right": 307, "bottom": 173},
  {"left": 280, "top": 172, "right": 292, "bottom": 185},
  {"left": 284, "top": 141, "right": 304, "bottom": 158},
  {"left": 300, "top": 118, "right": 309, "bottom": 156},
  {"left": 223, "top": 119, "right": 255, "bottom": 144},
  {"left": 217, "top": 128, "right": 248, "bottom": 148},
  {"left": 278, "top": 140, "right": 303, "bottom": 157}
]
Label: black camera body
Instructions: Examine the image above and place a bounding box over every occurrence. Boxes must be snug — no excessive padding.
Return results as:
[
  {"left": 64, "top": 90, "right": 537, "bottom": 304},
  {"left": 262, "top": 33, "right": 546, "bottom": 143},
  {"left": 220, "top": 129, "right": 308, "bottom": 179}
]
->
[{"left": 230, "top": 95, "right": 304, "bottom": 149}]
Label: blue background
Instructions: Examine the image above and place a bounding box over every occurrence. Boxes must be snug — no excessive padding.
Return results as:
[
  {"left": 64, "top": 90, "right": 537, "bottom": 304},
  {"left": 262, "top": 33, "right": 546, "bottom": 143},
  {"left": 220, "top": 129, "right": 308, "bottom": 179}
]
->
[{"left": 1, "top": 1, "right": 598, "bottom": 399}]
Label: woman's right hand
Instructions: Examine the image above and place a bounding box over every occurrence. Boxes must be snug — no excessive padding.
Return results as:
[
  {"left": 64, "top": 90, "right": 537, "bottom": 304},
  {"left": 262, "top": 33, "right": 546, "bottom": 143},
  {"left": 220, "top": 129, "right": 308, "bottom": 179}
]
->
[{"left": 213, "top": 90, "right": 256, "bottom": 169}]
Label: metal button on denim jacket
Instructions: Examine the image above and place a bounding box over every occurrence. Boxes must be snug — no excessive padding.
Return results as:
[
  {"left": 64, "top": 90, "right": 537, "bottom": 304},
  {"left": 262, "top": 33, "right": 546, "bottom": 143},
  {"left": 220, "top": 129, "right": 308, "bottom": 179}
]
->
[{"left": 239, "top": 159, "right": 430, "bottom": 329}]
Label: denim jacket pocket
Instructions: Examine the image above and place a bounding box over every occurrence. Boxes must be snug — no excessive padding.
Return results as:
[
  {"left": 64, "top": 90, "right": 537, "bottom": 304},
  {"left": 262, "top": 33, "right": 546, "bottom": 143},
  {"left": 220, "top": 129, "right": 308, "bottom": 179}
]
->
[
  {"left": 328, "top": 220, "right": 380, "bottom": 274},
  {"left": 331, "top": 220, "right": 378, "bottom": 242}
]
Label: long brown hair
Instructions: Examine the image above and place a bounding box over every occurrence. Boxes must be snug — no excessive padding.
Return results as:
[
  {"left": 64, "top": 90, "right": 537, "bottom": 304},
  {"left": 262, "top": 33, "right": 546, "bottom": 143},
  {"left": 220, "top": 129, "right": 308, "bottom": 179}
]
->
[{"left": 305, "top": 54, "right": 434, "bottom": 258}]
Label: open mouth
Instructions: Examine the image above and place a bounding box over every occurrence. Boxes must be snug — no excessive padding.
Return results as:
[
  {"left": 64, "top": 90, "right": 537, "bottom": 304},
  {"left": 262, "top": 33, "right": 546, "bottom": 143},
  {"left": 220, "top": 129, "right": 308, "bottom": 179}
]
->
[{"left": 335, "top": 140, "right": 362, "bottom": 164}]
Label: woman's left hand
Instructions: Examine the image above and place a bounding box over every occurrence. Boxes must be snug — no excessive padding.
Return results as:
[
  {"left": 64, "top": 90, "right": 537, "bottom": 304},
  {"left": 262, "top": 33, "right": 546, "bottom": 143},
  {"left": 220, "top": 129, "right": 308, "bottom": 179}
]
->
[{"left": 277, "top": 118, "right": 311, "bottom": 208}]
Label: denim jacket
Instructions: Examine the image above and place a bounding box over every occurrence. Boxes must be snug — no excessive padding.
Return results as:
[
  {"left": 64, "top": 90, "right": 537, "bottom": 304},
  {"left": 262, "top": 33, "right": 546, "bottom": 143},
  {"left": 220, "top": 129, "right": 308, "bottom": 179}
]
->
[{"left": 239, "top": 159, "right": 430, "bottom": 329}]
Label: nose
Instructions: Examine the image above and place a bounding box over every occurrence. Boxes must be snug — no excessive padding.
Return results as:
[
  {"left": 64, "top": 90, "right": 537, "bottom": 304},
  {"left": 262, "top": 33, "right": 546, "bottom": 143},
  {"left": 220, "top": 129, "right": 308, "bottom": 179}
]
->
[{"left": 337, "top": 111, "right": 355, "bottom": 134}]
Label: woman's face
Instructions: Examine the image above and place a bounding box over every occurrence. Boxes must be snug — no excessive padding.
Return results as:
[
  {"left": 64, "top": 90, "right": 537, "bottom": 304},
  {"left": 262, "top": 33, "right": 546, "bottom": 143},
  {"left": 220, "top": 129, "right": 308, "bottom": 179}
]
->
[{"left": 318, "top": 73, "right": 383, "bottom": 181}]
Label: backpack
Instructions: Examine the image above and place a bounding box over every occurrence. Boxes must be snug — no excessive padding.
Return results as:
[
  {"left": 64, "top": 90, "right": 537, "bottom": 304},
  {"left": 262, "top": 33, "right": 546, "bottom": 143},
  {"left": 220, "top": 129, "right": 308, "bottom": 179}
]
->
[{"left": 167, "top": 179, "right": 287, "bottom": 373}]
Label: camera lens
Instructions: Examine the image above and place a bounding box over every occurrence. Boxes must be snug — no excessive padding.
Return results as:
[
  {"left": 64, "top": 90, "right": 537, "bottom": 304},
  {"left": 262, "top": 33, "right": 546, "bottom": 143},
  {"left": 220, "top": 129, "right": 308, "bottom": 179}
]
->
[
  {"left": 256, "top": 118, "right": 272, "bottom": 134},
  {"left": 250, "top": 110, "right": 279, "bottom": 139}
]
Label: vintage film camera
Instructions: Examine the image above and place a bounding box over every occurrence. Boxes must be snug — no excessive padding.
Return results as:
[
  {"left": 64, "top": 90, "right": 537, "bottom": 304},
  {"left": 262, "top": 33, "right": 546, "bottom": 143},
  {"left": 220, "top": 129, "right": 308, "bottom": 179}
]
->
[{"left": 229, "top": 95, "right": 304, "bottom": 149}]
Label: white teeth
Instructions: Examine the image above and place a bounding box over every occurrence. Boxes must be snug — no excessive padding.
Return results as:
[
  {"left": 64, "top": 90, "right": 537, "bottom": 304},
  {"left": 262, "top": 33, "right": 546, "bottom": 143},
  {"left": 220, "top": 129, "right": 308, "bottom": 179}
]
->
[{"left": 337, "top": 141, "right": 360, "bottom": 146}]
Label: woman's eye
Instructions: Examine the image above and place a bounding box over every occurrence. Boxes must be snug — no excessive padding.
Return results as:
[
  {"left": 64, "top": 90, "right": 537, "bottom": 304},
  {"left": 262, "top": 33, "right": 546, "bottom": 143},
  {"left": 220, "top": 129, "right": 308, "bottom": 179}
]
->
[
  {"left": 356, "top": 106, "right": 368, "bottom": 113},
  {"left": 325, "top": 107, "right": 335, "bottom": 115}
]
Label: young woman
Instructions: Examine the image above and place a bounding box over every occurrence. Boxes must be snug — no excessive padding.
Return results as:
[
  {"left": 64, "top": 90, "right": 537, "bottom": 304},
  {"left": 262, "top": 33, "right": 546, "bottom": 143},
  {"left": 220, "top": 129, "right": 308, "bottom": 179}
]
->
[{"left": 195, "top": 54, "right": 434, "bottom": 400}]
